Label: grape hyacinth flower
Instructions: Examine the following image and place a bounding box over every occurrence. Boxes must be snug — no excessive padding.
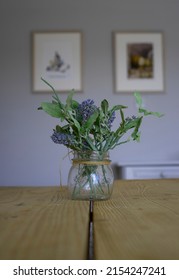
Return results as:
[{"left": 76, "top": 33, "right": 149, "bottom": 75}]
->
[
  {"left": 51, "top": 131, "right": 75, "bottom": 146},
  {"left": 125, "top": 115, "right": 137, "bottom": 122},
  {"left": 77, "top": 99, "right": 97, "bottom": 123},
  {"left": 108, "top": 111, "right": 116, "bottom": 128}
]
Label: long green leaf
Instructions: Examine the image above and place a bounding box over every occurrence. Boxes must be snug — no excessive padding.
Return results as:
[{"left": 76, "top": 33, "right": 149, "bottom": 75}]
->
[
  {"left": 131, "top": 117, "right": 142, "bottom": 141},
  {"left": 69, "top": 114, "right": 81, "bottom": 131},
  {"left": 101, "top": 99, "right": 109, "bottom": 114},
  {"left": 111, "top": 104, "right": 127, "bottom": 113},
  {"left": 66, "top": 90, "right": 77, "bottom": 109},
  {"left": 134, "top": 92, "right": 143, "bottom": 107},
  {"left": 85, "top": 136, "right": 98, "bottom": 151},
  {"left": 139, "top": 108, "right": 164, "bottom": 117},
  {"left": 41, "top": 77, "right": 63, "bottom": 109},
  {"left": 120, "top": 108, "right": 125, "bottom": 124}
]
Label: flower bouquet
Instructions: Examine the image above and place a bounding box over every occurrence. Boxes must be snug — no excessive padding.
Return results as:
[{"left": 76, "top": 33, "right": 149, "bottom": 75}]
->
[{"left": 38, "top": 78, "right": 162, "bottom": 200}]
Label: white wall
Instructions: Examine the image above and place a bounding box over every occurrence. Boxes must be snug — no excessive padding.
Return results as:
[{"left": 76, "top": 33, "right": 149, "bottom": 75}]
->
[{"left": 0, "top": 0, "right": 179, "bottom": 186}]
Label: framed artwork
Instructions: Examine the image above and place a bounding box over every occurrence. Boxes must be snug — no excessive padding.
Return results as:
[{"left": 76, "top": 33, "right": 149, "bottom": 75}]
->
[
  {"left": 113, "top": 32, "right": 164, "bottom": 92},
  {"left": 32, "top": 31, "right": 83, "bottom": 92}
]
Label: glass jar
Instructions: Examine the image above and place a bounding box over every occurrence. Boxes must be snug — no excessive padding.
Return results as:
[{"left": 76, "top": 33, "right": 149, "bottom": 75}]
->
[{"left": 67, "top": 151, "right": 114, "bottom": 200}]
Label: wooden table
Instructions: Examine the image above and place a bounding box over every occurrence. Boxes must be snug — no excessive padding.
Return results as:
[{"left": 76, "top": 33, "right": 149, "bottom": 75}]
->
[{"left": 0, "top": 179, "right": 179, "bottom": 260}]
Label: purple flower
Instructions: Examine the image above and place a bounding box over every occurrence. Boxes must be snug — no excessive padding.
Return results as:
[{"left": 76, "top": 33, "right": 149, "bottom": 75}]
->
[
  {"left": 77, "top": 99, "right": 97, "bottom": 122},
  {"left": 108, "top": 111, "right": 116, "bottom": 128},
  {"left": 51, "top": 131, "right": 75, "bottom": 146},
  {"left": 125, "top": 115, "right": 137, "bottom": 122}
]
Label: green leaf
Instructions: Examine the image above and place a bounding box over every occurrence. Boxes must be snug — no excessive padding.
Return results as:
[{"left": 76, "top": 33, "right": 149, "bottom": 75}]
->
[
  {"left": 101, "top": 99, "right": 109, "bottom": 114},
  {"left": 111, "top": 138, "right": 130, "bottom": 149},
  {"left": 65, "top": 91, "right": 79, "bottom": 111},
  {"left": 103, "top": 132, "right": 116, "bottom": 151},
  {"left": 131, "top": 117, "right": 143, "bottom": 141},
  {"left": 56, "top": 124, "right": 70, "bottom": 133},
  {"left": 111, "top": 104, "right": 127, "bottom": 113},
  {"left": 134, "top": 92, "right": 143, "bottom": 107},
  {"left": 71, "top": 99, "right": 79, "bottom": 109},
  {"left": 41, "top": 102, "right": 64, "bottom": 118},
  {"left": 69, "top": 114, "right": 81, "bottom": 131},
  {"left": 133, "top": 132, "right": 141, "bottom": 142},
  {"left": 41, "top": 77, "right": 56, "bottom": 94},
  {"left": 66, "top": 93, "right": 73, "bottom": 107},
  {"left": 65, "top": 90, "right": 76, "bottom": 107},
  {"left": 139, "top": 108, "right": 164, "bottom": 117},
  {"left": 120, "top": 108, "right": 125, "bottom": 124},
  {"left": 85, "top": 136, "right": 98, "bottom": 151},
  {"left": 41, "top": 77, "right": 63, "bottom": 109},
  {"left": 82, "top": 110, "right": 99, "bottom": 132},
  {"left": 56, "top": 125, "right": 63, "bottom": 132}
]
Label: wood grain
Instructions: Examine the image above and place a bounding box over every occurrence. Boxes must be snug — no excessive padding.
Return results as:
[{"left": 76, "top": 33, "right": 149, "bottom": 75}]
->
[
  {"left": 1, "top": 179, "right": 179, "bottom": 260},
  {"left": 93, "top": 179, "right": 179, "bottom": 260},
  {"left": 0, "top": 187, "right": 89, "bottom": 260}
]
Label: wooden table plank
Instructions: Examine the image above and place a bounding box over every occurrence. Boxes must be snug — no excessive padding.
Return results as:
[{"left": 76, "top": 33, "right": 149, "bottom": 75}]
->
[
  {"left": 93, "top": 179, "right": 179, "bottom": 260},
  {"left": 0, "top": 187, "right": 89, "bottom": 260}
]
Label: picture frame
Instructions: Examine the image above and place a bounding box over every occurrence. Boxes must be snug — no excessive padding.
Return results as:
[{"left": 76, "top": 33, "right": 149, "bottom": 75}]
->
[
  {"left": 32, "top": 31, "right": 83, "bottom": 92},
  {"left": 113, "top": 32, "right": 164, "bottom": 92}
]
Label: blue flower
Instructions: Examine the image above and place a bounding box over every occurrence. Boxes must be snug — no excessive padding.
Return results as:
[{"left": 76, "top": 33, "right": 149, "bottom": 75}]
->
[
  {"left": 108, "top": 111, "right": 116, "bottom": 128},
  {"left": 125, "top": 115, "right": 137, "bottom": 122},
  {"left": 51, "top": 131, "right": 75, "bottom": 146},
  {"left": 77, "top": 99, "right": 97, "bottom": 122}
]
